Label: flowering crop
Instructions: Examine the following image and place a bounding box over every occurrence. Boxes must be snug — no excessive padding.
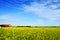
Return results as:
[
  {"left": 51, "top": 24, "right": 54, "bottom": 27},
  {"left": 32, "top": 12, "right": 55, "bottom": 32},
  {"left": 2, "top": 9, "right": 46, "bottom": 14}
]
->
[{"left": 0, "top": 27, "right": 60, "bottom": 40}]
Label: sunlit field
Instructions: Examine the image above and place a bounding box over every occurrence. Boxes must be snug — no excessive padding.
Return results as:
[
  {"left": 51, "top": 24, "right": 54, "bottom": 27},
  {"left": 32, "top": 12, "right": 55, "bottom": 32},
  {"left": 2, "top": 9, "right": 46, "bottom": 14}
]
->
[{"left": 0, "top": 27, "right": 60, "bottom": 40}]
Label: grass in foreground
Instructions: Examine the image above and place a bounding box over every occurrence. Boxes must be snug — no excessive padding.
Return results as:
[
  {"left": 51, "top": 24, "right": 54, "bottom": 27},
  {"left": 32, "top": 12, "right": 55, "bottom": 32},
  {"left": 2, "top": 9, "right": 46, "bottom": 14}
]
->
[{"left": 0, "top": 27, "right": 60, "bottom": 40}]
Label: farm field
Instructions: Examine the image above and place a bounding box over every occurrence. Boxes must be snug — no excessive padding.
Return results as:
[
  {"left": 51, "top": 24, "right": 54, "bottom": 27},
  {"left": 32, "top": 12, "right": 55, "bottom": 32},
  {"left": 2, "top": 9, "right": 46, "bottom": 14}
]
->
[{"left": 0, "top": 27, "right": 60, "bottom": 40}]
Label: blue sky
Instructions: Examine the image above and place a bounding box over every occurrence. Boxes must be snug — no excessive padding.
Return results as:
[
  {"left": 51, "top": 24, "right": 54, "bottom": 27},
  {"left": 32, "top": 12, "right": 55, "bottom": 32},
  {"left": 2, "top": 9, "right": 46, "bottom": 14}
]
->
[{"left": 0, "top": 0, "right": 60, "bottom": 26}]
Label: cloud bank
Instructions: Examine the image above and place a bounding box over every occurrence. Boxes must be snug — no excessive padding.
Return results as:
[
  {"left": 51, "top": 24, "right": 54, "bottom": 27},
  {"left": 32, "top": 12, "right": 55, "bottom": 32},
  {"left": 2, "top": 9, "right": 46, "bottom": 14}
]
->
[{"left": 23, "top": 0, "right": 60, "bottom": 21}]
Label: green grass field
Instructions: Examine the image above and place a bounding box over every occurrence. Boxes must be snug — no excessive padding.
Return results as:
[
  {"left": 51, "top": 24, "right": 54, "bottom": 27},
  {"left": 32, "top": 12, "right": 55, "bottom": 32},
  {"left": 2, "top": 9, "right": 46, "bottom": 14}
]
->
[{"left": 0, "top": 27, "right": 60, "bottom": 40}]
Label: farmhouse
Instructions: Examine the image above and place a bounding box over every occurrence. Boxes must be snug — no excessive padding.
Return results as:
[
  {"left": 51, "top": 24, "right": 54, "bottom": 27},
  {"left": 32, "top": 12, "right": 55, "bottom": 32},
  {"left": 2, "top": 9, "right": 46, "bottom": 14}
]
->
[{"left": 0, "top": 24, "right": 11, "bottom": 27}]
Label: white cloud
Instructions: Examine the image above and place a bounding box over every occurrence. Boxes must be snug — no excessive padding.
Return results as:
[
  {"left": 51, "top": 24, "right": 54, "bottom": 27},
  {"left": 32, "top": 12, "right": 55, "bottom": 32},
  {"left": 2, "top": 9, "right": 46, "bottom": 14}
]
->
[
  {"left": 0, "top": 14, "right": 20, "bottom": 25},
  {"left": 23, "top": 2, "right": 60, "bottom": 21},
  {"left": 35, "top": 19, "right": 45, "bottom": 25},
  {"left": 0, "top": 14, "right": 12, "bottom": 20},
  {"left": 0, "top": 14, "right": 18, "bottom": 21},
  {"left": 49, "top": 5, "right": 58, "bottom": 9}
]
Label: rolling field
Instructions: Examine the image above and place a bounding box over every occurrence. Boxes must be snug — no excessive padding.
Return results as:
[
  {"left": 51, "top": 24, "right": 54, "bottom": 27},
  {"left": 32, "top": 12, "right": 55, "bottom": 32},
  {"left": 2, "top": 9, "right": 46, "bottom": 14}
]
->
[{"left": 0, "top": 27, "right": 60, "bottom": 40}]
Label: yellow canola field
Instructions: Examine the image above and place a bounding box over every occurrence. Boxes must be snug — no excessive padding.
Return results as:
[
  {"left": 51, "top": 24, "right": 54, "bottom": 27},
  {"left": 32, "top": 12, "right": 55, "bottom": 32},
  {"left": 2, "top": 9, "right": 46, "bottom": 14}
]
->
[{"left": 0, "top": 27, "right": 60, "bottom": 40}]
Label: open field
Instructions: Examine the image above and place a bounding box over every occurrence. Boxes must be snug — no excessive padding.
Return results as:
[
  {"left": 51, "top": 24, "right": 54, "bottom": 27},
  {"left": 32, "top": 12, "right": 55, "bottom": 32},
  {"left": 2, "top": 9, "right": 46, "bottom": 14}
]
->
[{"left": 0, "top": 27, "right": 60, "bottom": 40}]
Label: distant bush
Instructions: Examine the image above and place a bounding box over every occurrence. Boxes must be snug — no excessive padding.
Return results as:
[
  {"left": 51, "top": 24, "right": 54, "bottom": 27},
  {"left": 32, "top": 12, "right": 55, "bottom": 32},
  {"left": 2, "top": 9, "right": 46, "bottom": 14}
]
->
[
  {"left": 15, "top": 26, "right": 60, "bottom": 28},
  {"left": 25, "top": 26, "right": 31, "bottom": 27},
  {"left": 16, "top": 26, "right": 31, "bottom": 27}
]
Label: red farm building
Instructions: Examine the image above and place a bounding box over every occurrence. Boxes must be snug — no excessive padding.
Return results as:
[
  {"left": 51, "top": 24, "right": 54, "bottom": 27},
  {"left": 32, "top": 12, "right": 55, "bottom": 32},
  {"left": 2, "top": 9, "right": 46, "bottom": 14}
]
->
[{"left": 0, "top": 24, "right": 11, "bottom": 27}]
